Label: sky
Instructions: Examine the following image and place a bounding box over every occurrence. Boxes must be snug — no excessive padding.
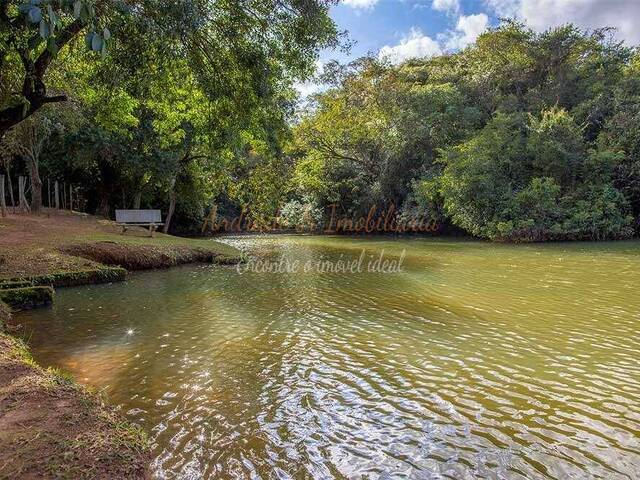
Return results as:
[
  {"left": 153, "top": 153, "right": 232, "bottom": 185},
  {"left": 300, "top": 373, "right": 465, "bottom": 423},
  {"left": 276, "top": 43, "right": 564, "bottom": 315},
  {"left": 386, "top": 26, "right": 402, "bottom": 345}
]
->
[{"left": 297, "top": 0, "right": 640, "bottom": 96}]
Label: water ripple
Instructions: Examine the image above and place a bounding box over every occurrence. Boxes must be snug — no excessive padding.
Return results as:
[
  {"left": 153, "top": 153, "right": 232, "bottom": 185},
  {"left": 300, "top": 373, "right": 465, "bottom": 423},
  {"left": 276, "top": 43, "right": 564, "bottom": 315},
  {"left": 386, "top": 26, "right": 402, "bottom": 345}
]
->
[{"left": 13, "top": 236, "right": 640, "bottom": 479}]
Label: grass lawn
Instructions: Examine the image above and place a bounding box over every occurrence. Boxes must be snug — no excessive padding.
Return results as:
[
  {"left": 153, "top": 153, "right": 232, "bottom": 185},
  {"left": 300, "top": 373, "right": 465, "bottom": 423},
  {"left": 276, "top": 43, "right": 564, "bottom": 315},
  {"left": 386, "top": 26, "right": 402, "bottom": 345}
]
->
[{"left": 0, "top": 209, "right": 241, "bottom": 279}]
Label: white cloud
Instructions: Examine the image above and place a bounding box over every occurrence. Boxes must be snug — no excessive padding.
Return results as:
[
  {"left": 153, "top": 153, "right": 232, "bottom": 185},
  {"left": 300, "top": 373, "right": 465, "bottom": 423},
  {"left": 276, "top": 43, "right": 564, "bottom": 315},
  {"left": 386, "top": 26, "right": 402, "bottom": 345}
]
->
[
  {"left": 484, "top": 0, "right": 519, "bottom": 17},
  {"left": 485, "top": 0, "right": 640, "bottom": 44},
  {"left": 378, "top": 28, "right": 442, "bottom": 64},
  {"left": 294, "top": 60, "right": 326, "bottom": 100},
  {"left": 445, "top": 13, "right": 490, "bottom": 50},
  {"left": 295, "top": 81, "right": 323, "bottom": 98},
  {"left": 432, "top": 0, "right": 460, "bottom": 14},
  {"left": 343, "top": 0, "right": 379, "bottom": 9}
]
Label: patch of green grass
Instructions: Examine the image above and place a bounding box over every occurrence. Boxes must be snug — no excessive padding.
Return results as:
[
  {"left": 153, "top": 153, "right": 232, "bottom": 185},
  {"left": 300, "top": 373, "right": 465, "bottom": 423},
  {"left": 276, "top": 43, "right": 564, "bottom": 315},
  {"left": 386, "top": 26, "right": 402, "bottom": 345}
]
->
[
  {"left": 0, "top": 286, "right": 54, "bottom": 310},
  {"left": 1, "top": 333, "right": 39, "bottom": 368},
  {"left": 82, "top": 230, "right": 241, "bottom": 258},
  {"left": 46, "top": 367, "right": 77, "bottom": 387}
]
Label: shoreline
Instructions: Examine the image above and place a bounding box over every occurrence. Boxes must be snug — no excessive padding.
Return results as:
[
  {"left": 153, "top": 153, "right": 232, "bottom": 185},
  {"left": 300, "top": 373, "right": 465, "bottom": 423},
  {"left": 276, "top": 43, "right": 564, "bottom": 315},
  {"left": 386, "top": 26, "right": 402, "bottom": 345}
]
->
[{"left": 0, "top": 211, "right": 243, "bottom": 478}]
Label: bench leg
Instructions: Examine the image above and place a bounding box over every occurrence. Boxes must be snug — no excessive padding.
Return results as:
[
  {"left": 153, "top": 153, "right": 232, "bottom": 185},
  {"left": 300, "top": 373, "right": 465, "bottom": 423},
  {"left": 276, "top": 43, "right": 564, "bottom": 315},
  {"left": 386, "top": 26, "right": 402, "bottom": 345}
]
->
[{"left": 149, "top": 224, "right": 154, "bottom": 237}]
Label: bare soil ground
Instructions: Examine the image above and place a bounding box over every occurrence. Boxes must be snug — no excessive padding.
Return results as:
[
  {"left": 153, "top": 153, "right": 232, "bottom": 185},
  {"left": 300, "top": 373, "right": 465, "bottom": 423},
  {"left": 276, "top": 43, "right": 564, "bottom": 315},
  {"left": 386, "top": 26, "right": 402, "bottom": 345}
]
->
[{"left": 0, "top": 335, "right": 150, "bottom": 479}]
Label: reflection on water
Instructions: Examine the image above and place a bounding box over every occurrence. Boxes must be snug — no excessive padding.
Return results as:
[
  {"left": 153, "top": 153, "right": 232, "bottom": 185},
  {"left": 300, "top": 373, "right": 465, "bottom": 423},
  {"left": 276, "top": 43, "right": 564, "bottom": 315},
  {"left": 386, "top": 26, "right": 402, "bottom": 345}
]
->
[{"left": 14, "top": 236, "right": 640, "bottom": 479}]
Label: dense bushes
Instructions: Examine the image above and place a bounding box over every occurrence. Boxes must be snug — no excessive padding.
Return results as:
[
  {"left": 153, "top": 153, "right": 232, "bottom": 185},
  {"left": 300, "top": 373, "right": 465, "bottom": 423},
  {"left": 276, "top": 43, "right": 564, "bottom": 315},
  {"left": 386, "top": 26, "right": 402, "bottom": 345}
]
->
[
  {"left": 435, "top": 110, "right": 634, "bottom": 241},
  {"left": 292, "top": 23, "right": 640, "bottom": 242}
]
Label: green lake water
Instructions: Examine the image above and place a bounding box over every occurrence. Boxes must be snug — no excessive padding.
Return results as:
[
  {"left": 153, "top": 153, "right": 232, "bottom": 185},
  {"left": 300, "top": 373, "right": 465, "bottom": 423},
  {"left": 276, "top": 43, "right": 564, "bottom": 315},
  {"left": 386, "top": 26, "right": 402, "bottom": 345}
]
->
[{"left": 13, "top": 236, "right": 640, "bottom": 479}]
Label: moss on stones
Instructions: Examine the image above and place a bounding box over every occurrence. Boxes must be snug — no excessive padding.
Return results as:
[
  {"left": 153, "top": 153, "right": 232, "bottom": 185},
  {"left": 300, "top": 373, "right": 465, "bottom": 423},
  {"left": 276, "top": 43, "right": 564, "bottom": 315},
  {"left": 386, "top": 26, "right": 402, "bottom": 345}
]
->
[
  {"left": 0, "top": 286, "right": 55, "bottom": 311},
  {"left": 0, "top": 280, "right": 33, "bottom": 290},
  {"left": 5, "top": 267, "right": 127, "bottom": 288}
]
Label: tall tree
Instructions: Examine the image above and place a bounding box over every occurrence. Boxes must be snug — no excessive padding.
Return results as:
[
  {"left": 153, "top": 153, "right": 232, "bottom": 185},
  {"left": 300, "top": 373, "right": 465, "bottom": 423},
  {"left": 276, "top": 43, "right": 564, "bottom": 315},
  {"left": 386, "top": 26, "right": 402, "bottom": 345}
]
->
[
  {"left": 1, "top": 0, "right": 341, "bottom": 138},
  {"left": 0, "top": 0, "right": 104, "bottom": 136},
  {"left": 0, "top": 110, "right": 56, "bottom": 213}
]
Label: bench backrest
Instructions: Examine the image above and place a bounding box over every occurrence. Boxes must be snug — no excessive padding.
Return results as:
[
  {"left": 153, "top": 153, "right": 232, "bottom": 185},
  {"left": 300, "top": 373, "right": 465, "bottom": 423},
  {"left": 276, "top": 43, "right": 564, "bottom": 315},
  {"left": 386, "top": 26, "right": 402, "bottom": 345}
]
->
[{"left": 116, "top": 209, "right": 162, "bottom": 224}]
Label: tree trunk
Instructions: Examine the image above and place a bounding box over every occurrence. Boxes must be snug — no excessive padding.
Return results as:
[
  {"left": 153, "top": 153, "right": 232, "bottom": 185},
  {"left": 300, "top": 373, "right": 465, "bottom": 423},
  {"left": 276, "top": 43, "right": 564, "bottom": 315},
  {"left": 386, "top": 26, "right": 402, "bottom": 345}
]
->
[
  {"left": 54, "top": 181, "right": 59, "bottom": 209},
  {"left": 96, "top": 189, "right": 110, "bottom": 218},
  {"left": 0, "top": 20, "right": 83, "bottom": 138},
  {"left": 0, "top": 174, "right": 6, "bottom": 217},
  {"left": 27, "top": 157, "right": 42, "bottom": 214},
  {"left": 18, "top": 176, "right": 30, "bottom": 213},
  {"left": 133, "top": 191, "right": 142, "bottom": 209},
  {"left": 31, "top": 176, "right": 42, "bottom": 214},
  {"left": 6, "top": 167, "right": 15, "bottom": 210},
  {"left": 163, "top": 175, "right": 177, "bottom": 234},
  {"left": 164, "top": 194, "right": 176, "bottom": 234}
]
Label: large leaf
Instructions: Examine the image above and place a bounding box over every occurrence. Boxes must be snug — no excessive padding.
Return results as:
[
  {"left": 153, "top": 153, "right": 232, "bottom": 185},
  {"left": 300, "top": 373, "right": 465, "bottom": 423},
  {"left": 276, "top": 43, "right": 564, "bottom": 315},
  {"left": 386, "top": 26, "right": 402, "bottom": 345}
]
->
[
  {"left": 39, "top": 19, "right": 50, "bottom": 39},
  {"left": 85, "top": 31, "right": 94, "bottom": 49},
  {"left": 27, "top": 6, "right": 42, "bottom": 23},
  {"left": 91, "top": 33, "right": 103, "bottom": 52},
  {"left": 47, "top": 37, "right": 59, "bottom": 56},
  {"left": 73, "top": 0, "right": 82, "bottom": 19},
  {"left": 47, "top": 4, "right": 57, "bottom": 30}
]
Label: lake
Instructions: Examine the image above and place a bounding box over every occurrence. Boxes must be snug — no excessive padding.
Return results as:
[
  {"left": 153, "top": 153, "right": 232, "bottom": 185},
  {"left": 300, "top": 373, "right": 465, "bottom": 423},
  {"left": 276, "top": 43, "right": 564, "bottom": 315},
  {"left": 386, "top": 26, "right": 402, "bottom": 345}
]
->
[{"left": 13, "top": 236, "right": 640, "bottom": 479}]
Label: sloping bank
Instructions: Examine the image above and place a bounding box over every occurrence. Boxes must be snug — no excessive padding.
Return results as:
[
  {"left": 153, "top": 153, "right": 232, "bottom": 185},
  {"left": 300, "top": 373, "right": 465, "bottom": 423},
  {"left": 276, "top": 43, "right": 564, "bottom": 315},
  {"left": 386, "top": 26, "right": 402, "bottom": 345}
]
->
[
  {"left": 0, "top": 332, "right": 150, "bottom": 478},
  {"left": 0, "top": 216, "right": 243, "bottom": 478}
]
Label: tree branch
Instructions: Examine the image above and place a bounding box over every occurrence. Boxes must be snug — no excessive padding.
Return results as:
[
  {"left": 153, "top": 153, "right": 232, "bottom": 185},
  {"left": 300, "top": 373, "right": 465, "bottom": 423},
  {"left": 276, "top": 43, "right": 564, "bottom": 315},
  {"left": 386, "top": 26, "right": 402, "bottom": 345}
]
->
[
  {"left": 1, "top": 19, "right": 84, "bottom": 137},
  {"left": 41, "top": 95, "right": 68, "bottom": 104},
  {"left": 34, "top": 19, "right": 84, "bottom": 77}
]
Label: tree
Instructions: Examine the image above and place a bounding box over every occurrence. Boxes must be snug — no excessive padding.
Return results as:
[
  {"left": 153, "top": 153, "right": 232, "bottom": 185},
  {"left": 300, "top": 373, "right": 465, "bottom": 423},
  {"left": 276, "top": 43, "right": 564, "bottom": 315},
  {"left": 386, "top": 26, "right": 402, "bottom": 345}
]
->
[
  {"left": 0, "top": 0, "right": 105, "bottom": 137},
  {"left": 2, "top": 0, "right": 341, "bottom": 138},
  {"left": 290, "top": 21, "right": 638, "bottom": 241},
  {"left": 0, "top": 110, "right": 57, "bottom": 213},
  {"left": 292, "top": 57, "right": 478, "bottom": 217},
  {"left": 0, "top": 148, "right": 16, "bottom": 209}
]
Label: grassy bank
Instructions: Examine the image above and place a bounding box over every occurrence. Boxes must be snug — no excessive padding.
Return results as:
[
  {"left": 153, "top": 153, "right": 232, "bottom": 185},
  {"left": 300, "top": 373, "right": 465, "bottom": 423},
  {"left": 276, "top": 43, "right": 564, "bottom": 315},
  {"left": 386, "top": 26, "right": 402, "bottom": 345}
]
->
[
  {"left": 0, "top": 210, "right": 243, "bottom": 478},
  {"left": 0, "top": 210, "right": 241, "bottom": 280},
  {"left": 0, "top": 334, "right": 150, "bottom": 478}
]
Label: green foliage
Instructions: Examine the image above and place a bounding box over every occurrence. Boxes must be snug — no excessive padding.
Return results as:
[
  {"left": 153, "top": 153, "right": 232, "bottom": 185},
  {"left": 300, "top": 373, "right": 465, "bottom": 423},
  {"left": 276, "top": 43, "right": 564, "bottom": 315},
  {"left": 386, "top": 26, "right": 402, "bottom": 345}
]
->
[
  {"left": 279, "top": 197, "right": 324, "bottom": 231},
  {"left": 527, "top": 107, "right": 586, "bottom": 185},
  {"left": 291, "top": 22, "right": 640, "bottom": 242},
  {"left": 5, "top": 13, "right": 639, "bottom": 242},
  {"left": 0, "top": 286, "right": 54, "bottom": 310},
  {"left": 561, "top": 184, "right": 634, "bottom": 240},
  {"left": 437, "top": 110, "right": 633, "bottom": 241}
]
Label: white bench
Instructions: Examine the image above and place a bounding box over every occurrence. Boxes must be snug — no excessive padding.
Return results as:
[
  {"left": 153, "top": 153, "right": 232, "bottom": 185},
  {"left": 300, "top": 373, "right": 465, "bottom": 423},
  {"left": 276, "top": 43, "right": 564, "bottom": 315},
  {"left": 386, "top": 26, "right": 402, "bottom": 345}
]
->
[{"left": 116, "top": 209, "right": 164, "bottom": 237}]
